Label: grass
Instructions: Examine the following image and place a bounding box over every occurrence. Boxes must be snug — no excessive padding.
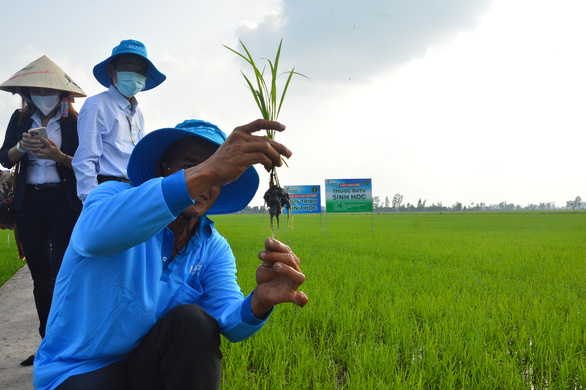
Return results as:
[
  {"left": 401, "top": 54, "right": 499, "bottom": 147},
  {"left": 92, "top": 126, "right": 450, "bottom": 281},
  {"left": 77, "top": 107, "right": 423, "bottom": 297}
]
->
[
  {"left": 0, "top": 229, "right": 25, "bottom": 287},
  {"left": 213, "top": 212, "right": 586, "bottom": 389}
]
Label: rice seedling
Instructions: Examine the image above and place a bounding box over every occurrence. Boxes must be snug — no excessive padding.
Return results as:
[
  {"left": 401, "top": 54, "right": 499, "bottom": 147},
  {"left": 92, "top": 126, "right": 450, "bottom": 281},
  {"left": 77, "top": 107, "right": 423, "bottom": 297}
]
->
[{"left": 224, "top": 39, "right": 307, "bottom": 237}]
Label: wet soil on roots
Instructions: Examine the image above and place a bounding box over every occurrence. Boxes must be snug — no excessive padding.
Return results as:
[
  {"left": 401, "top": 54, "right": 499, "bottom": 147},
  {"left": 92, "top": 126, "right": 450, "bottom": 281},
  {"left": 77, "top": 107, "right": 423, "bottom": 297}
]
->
[{"left": 263, "top": 186, "right": 291, "bottom": 236}]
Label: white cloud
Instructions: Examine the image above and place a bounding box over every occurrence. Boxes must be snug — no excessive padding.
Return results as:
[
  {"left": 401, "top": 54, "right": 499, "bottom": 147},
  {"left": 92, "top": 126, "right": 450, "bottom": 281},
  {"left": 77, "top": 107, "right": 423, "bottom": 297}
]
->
[{"left": 1, "top": 0, "right": 585, "bottom": 208}]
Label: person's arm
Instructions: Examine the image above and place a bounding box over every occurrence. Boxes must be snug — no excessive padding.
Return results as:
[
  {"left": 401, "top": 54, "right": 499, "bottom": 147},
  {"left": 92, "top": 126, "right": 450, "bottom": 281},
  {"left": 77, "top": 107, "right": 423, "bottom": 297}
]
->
[
  {"left": 196, "top": 236, "right": 307, "bottom": 342},
  {"left": 71, "top": 101, "right": 104, "bottom": 202},
  {"left": 5, "top": 141, "right": 27, "bottom": 166},
  {"left": 0, "top": 111, "right": 27, "bottom": 168},
  {"left": 70, "top": 170, "right": 193, "bottom": 258},
  {"left": 196, "top": 234, "right": 271, "bottom": 342}
]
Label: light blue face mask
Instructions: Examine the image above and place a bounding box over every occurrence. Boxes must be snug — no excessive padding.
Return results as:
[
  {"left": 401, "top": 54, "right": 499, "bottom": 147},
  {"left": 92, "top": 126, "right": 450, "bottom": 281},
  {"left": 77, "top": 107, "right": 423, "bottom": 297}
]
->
[{"left": 114, "top": 71, "right": 146, "bottom": 97}]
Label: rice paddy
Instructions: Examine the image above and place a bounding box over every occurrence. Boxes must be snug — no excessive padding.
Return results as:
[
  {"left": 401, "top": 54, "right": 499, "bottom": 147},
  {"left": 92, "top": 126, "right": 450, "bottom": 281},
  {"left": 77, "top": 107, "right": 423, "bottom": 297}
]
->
[
  {"left": 1, "top": 212, "right": 583, "bottom": 388},
  {"left": 213, "top": 212, "right": 586, "bottom": 389}
]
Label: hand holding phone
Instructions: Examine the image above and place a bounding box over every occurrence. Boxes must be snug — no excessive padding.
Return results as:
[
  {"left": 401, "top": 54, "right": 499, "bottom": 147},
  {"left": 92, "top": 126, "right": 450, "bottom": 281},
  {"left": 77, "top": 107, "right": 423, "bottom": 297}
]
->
[
  {"left": 27, "top": 127, "right": 48, "bottom": 149},
  {"left": 28, "top": 127, "right": 48, "bottom": 140}
]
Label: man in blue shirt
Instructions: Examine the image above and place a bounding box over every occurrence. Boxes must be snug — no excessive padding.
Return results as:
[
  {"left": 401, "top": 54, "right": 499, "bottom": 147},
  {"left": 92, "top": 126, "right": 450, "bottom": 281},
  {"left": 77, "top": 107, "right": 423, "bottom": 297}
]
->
[
  {"left": 72, "top": 39, "right": 166, "bottom": 203},
  {"left": 34, "top": 118, "right": 308, "bottom": 390}
]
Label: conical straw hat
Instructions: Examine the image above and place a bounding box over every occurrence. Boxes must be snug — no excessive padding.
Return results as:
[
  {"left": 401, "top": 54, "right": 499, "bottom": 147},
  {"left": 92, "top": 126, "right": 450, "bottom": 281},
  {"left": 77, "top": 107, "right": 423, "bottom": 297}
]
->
[{"left": 0, "top": 55, "right": 86, "bottom": 98}]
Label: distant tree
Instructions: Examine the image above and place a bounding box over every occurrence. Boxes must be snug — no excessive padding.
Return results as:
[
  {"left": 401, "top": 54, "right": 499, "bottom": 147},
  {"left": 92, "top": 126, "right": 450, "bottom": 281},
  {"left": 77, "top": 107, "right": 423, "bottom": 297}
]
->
[
  {"left": 567, "top": 196, "right": 582, "bottom": 210},
  {"left": 452, "top": 202, "right": 463, "bottom": 211},
  {"left": 384, "top": 196, "right": 390, "bottom": 210},
  {"left": 416, "top": 198, "right": 426, "bottom": 210},
  {"left": 373, "top": 196, "right": 381, "bottom": 211},
  {"left": 239, "top": 206, "right": 252, "bottom": 214},
  {"left": 392, "top": 194, "right": 403, "bottom": 211}
]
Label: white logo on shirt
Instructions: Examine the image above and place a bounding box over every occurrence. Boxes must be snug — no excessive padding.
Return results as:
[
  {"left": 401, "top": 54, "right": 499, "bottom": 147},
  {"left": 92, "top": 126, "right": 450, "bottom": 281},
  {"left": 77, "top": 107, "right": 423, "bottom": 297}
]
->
[{"left": 190, "top": 264, "right": 202, "bottom": 275}]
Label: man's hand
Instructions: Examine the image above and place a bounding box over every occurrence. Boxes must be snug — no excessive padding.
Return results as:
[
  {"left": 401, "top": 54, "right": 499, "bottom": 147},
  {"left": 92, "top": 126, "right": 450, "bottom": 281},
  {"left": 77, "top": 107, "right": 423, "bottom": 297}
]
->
[
  {"left": 251, "top": 238, "right": 308, "bottom": 318},
  {"left": 183, "top": 119, "right": 292, "bottom": 203},
  {"left": 202, "top": 119, "right": 292, "bottom": 186}
]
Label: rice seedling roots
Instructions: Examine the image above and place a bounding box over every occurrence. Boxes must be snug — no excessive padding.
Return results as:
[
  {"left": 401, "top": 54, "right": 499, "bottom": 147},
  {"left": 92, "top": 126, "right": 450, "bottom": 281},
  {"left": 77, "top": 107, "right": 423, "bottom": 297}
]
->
[{"left": 263, "top": 185, "right": 291, "bottom": 237}]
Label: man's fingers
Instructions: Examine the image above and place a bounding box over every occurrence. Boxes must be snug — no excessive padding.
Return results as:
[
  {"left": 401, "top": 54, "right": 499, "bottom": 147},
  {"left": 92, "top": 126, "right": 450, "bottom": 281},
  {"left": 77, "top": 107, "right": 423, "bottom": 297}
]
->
[
  {"left": 235, "top": 119, "right": 286, "bottom": 135},
  {"left": 274, "top": 262, "right": 306, "bottom": 285},
  {"left": 261, "top": 238, "right": 300, "bottom": 267},
  {"left": 264, "top": 237, "right": 292, "bottom": 253},
  {"left": 257, "top": 259, "right": 305, "bottom": 284},
  {"left": 294, "top": 291, "right": 309, "bottom": 307},
  {"left": 259, "top": 250, "right": 300, "bottom": 271},
  {"left": 237, "top": 135, "right": 292, "bottom": 161}
]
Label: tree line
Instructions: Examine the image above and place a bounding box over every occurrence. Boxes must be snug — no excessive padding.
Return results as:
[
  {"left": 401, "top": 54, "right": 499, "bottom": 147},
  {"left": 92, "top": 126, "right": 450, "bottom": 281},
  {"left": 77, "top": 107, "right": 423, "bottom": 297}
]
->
[
  {"left": 372, "top": 194, "right": 584, "bottom": 212},
  {"left": 235, "top": 196, "right": 584, "bottom": 214}
]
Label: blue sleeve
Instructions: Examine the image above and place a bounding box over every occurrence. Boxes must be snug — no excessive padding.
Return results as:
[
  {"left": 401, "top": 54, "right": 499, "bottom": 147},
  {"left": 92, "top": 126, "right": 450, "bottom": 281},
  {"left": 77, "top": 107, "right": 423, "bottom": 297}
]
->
[
  {"left": 197, "top": 234, "right": 271, "bottom": 342},
  {"left": 161, "top": 170, "right": 193, "bottom": 215},
  {"left": 240, "top": 293, "right": 273, "bottom": 325},
  {"left": 71, "top": 170, "right": 193, "bottom": 257}
]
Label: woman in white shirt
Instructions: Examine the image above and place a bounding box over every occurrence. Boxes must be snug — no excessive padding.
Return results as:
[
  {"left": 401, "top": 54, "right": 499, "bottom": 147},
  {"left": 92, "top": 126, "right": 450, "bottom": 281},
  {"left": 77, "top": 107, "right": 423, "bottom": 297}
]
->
[{"left": 0, "top": 56, "right": 86, "bottom": 366}]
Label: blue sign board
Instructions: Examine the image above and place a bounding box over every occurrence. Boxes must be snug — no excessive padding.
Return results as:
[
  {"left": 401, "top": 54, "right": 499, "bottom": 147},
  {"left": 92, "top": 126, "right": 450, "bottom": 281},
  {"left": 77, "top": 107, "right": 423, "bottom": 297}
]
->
[{"left": 284, "top": 185, "right": 321, "bottom": 214}]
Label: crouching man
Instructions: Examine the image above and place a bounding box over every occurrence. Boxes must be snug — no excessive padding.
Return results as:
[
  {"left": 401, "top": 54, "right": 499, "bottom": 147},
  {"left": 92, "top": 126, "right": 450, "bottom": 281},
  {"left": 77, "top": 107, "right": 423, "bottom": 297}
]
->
[{"left": 33, "top": 119, "right": 308, "bottom": 390}]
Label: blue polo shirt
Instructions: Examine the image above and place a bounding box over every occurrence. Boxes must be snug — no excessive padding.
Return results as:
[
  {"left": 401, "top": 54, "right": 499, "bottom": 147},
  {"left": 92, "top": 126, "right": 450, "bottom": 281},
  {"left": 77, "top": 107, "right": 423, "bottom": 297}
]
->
[{"left": 34, "top": 171, "right": 268, "bottom": 390}]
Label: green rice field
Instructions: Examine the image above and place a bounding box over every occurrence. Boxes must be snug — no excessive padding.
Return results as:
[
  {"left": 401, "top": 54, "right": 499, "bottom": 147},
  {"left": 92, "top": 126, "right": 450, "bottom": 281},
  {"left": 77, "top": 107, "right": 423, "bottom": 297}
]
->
[
  {"left": 0, "top": 212, "right": 583, "bottom": 388},
  {"left": 213, "top": 212, "right": 586, "bottom": 389}
]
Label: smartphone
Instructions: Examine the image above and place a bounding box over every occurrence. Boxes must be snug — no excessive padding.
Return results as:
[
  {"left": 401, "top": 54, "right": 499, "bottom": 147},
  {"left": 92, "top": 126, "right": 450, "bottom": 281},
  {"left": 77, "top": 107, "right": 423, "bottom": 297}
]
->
[{"left": 28, "top": 127, "right": 48, "bottom": 140}]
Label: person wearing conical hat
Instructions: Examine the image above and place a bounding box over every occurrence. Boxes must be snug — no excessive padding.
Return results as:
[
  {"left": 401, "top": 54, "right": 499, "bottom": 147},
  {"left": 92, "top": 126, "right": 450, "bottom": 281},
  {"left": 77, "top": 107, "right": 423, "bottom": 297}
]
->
[
  {"left": 0, "top": 55, "right": 86, "bottom": 366},
  {"left": 71, "top": 39, "right": 166, "bottom": 203}
]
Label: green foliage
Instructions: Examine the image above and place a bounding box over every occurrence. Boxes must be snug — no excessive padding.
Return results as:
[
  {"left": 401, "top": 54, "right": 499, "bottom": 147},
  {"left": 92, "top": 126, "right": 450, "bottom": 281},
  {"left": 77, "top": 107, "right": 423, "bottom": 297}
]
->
[
  {"left": 224, "top": 39, "right": 306, "bottom": 188},
  {"left": 212, "top": 212, "right": 586, "bottom": 389},
  {"left": 0, "top": 230, "right": 25, "bottom": 287},
  {"left": 224, "top": 39, "right": 306, "bottom": 125}
]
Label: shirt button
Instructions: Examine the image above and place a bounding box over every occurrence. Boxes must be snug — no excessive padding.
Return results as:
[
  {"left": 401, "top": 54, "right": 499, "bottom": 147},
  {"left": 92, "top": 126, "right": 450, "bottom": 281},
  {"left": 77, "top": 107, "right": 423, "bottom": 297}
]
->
[{"left": 163, "top": 257, "right": 167, "bottom": 262}]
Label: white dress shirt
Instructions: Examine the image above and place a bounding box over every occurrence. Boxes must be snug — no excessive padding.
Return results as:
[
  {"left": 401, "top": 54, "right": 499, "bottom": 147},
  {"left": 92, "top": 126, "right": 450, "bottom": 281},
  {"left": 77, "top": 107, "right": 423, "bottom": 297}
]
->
[
  {"left": 72, "top": 85, "right": 145, "bottom": 202},
  {"left": 26, "top": 111, "right": 62, "bottom": 185}
]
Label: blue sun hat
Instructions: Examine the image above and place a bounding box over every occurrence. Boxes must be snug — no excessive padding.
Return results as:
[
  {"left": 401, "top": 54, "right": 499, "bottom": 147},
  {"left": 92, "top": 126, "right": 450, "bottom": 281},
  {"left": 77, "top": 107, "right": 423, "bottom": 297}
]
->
[
  {"left": 93, "top": 39, "right": 166, "bottom": 91},
  {"left": 127, "top": 120, "right": 259, "bottom": 215}
]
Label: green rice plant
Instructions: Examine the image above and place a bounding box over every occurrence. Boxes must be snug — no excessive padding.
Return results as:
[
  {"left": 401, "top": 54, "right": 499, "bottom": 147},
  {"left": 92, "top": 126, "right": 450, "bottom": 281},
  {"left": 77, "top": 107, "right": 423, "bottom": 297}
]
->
[
  {"left": 224, "top": 39, "right": 307, "bottom": 237},
  {"left": 212, "top": 212, "right": 586, "bottom": 388}
]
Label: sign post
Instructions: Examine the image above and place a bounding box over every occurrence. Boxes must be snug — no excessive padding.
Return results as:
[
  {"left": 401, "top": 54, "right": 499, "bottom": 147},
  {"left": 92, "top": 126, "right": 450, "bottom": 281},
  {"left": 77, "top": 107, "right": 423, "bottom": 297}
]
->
[
  {"left": 284, "top": 185, "right": 322, "bottom": 234},
  {"left": 325, "top": 178, "right": 374, "bottom": 235}
]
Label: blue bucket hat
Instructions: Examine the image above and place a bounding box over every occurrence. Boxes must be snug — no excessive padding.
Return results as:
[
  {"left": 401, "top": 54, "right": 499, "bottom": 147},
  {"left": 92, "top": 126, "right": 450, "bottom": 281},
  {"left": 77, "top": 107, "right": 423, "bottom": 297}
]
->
[
  {"left": 93, "top": 39, "right": 166, "bottom": 91},
  {"left": 127, "top": 120, "right": 259, "bottom": 215}
]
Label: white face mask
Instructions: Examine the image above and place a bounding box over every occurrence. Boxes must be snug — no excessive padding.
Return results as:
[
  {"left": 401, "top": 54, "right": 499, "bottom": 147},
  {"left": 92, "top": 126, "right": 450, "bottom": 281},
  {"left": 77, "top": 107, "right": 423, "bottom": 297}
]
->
[{"left": 31, "top": 94, "right": 60, "bottom": 116}]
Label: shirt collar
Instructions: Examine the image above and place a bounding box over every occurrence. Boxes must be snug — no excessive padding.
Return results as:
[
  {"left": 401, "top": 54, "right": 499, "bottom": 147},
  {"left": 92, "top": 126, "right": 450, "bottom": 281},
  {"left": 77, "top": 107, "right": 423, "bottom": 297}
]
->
[
  {"left": 165, "top": 215, "right": 214, "bottom": 255},
  {"left": 185, "top": 215, "right": 214, "bottom": 253},
  {"left": 107, "top": 84, "right": 139, "bottom": 111},
  {"left": 31, "top": 110, "right": 60, "bottom": 126},
  {"left": 194, "top": 215, "right": 214, "bottom": 244}
]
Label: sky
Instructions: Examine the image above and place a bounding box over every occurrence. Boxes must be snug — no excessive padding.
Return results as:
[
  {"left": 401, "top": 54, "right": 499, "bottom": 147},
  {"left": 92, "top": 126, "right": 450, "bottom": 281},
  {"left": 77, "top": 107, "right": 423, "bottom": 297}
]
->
[{"left": 0, "top": 0, "right": 585, "bottom": 209}]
